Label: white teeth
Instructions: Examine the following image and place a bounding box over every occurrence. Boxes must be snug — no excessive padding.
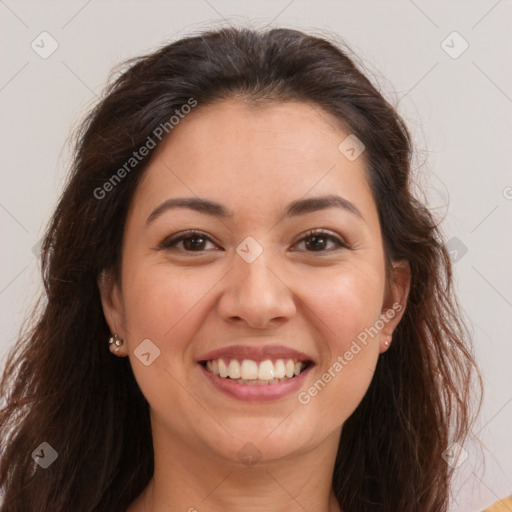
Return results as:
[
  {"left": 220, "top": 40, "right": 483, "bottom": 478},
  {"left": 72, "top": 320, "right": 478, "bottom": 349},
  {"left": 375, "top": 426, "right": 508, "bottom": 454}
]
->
[
  {"left": 258, "top": 359, "right": 274, "bottom": 380},
  {"left": 274, "top": 359, "right": 285, "bottom": 379},
  {"left": 241, "top": 359, "right": 259, "bottom": 380},
  {"left": 204, "top": 357, "right": 308, "bottom": 383},
  {"left": 228, "top": 359, "right": 241, "bottom": 379},
  {"left": 285, "top": 359, "right": 295, "bottom": 378},
  {"left": 218, "top": 358, "right": 229, "bottom": 378}
]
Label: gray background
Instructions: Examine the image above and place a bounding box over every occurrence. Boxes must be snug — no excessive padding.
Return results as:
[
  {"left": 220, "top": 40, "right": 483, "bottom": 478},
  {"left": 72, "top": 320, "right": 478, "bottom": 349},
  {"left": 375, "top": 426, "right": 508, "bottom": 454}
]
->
[{"left": 1, "top": 1, "right": 511, "bottom": 510}]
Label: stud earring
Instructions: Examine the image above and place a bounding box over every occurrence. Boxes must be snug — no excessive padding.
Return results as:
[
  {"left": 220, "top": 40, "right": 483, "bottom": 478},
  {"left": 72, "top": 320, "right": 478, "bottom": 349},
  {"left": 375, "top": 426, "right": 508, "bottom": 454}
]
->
[
  {"left": 384, "top": 339, "right": 390, "bottom": 347},
  {"left": 108, "top": 334, "right": 124, "bottom": 354}
]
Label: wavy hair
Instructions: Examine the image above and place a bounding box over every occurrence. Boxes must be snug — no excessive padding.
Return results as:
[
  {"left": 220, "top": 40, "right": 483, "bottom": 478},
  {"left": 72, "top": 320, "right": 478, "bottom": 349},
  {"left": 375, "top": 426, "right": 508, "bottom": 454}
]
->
[{"left": 0, "top": 27, "right": 482, "bottom": 511}]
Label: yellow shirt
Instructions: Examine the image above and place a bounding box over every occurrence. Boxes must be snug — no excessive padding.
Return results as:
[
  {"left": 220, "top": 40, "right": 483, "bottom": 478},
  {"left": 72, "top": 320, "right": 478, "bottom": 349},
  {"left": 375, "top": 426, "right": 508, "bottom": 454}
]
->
[{"left": 481, "top": 496, "right": 512, "bottom": 512}]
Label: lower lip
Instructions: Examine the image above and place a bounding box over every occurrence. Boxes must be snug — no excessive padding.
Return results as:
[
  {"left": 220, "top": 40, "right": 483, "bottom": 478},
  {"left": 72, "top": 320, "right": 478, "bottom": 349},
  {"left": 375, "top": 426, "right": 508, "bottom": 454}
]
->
[{"left": 199, "top": 363, "right": 313, "bottom": 402}]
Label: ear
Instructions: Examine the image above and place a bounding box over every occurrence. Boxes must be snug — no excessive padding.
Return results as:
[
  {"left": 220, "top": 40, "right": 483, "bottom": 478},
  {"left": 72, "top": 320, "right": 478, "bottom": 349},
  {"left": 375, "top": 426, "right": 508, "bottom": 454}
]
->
[
  {"left": 379, "top": 260, "right": 411, "bottom": 351},
  {"left": 98, "top": 269, "right": 127, "bottom": 343}
]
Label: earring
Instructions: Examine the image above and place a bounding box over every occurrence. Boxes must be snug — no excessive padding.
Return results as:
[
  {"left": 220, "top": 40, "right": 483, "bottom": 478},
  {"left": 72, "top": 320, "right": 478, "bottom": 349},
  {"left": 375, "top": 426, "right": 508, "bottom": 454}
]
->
[
  {"left": 108, "top": 334, "right": 124, "bottom": 354},
  {"left": 384, "top": 339, "right": 390, "bottom": 347}
]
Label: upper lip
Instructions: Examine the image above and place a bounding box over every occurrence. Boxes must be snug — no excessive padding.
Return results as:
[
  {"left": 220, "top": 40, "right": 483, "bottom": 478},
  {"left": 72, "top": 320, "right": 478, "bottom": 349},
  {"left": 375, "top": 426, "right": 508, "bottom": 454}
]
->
[{"left": 197, "top": 344, "right": 314, "bottom": 364}]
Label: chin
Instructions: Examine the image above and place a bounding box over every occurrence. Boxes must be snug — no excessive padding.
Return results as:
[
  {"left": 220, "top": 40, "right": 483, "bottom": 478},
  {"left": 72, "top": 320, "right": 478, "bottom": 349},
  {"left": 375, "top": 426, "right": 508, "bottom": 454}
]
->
[{"left": 199, "top": 415, "right": 319, "bottom": 467}]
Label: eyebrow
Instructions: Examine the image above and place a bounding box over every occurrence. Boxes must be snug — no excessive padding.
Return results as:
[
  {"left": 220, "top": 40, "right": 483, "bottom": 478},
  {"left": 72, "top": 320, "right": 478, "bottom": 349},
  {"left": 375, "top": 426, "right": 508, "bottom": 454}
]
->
[{"left": 146, "top": 194, "right": 363, "bottom": 225}]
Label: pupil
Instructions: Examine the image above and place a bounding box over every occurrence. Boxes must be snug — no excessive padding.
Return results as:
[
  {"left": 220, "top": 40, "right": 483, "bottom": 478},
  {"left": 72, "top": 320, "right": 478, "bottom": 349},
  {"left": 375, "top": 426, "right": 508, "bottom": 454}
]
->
[
  {"left": 185, "top": 237, "right": 204, "bottom": 250},
  {"left": 306, "top": 236, "right": 326, "bottom": 251}
]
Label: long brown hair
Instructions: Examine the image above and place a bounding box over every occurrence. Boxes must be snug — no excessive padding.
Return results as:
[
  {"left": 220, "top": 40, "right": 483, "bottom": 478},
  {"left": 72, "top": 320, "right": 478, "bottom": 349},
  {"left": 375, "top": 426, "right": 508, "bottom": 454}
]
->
[{"left": 0, "top": 27, "right": 482, "bottom": 511}]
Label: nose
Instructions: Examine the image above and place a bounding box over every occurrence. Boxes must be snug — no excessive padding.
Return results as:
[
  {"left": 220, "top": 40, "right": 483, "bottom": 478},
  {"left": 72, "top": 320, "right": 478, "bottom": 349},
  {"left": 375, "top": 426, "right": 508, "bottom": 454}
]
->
[{"left": 217, "top": 250, "right": 297, "bottom": 330}]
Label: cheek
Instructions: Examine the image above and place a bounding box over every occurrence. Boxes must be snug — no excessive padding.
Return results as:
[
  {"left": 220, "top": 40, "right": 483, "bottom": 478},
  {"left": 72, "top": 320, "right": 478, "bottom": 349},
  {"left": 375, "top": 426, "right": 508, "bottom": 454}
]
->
[
  {"left": 122, "top": 264, "right": 218, "bottom": 343},
  {"left": 298, "top": 264, "right": 384, "bottom": 420},
  {"left": 306, "top": 261, "right": 384, "bottom": 346},
  {"left": 119, "top": 265, "right": 217, "bottom": 422}
]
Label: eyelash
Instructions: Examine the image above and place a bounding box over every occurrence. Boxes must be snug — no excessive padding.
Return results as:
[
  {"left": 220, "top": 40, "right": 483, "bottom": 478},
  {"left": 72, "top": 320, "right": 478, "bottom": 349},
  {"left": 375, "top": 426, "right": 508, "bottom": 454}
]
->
[{"left": 158, "top": 229, "right": 350, "bottom": 254}]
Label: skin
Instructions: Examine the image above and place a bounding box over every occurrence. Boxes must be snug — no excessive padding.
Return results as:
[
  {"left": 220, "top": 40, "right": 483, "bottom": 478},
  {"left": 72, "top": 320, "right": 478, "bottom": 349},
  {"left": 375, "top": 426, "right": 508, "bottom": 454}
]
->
[{"left": 99, "top": 99, "right": 410, "bottom": 512}]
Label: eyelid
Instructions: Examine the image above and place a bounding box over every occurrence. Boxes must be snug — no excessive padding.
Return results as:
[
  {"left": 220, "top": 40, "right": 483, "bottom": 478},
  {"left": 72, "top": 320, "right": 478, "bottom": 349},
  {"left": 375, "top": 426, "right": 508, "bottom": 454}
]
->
[
  {"left": 290, "top": 228, "right": 351, "bottom": 251},
  {"left": 157, "top": 229, "right": 220, "bottom": 251}
]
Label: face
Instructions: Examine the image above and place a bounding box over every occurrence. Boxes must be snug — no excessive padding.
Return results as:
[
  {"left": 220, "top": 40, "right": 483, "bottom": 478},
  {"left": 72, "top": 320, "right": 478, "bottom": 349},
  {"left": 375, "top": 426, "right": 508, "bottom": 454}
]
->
[{"left": 100, "top": 99, "right": 409, "bottom": 466}]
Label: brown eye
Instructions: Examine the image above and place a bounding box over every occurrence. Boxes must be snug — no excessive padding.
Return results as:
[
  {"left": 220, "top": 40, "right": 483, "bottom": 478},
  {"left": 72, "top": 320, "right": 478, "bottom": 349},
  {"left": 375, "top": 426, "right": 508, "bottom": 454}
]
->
[
  {"left": 304, "top": 234, "right": 330, "bottom": 251},
  {"left": 294, "top": 229, "right": 348, "bottom": 252},
  {"left": 181, "top": 235, "right": 208, "bottom": 251},
  {"left": 159, "top": 230, "right": 218, "bottom": 252}
]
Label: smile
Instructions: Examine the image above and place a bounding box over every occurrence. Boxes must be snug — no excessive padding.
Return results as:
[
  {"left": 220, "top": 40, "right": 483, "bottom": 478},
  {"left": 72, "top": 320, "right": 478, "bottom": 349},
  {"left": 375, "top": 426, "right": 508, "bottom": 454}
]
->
[{"left": 202, "top": 358, "right": 310, "bottom": 385}]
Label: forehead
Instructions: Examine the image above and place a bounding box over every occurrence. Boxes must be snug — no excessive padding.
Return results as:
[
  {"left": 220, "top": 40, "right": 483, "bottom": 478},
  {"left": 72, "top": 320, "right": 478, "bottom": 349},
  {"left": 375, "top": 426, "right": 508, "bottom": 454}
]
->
[{"left": 131, "top": 99, "right": 378, "bottom": 225}]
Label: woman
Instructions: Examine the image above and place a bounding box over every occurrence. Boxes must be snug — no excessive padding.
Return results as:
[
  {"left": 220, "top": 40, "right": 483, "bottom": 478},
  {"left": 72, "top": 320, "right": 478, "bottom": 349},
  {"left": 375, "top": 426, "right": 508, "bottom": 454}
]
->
[{"left": 0, "top": 27, "right": 482, "bottom": 511}]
